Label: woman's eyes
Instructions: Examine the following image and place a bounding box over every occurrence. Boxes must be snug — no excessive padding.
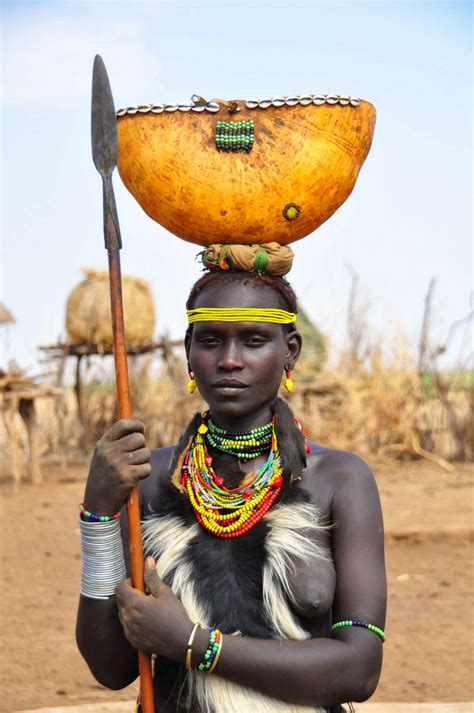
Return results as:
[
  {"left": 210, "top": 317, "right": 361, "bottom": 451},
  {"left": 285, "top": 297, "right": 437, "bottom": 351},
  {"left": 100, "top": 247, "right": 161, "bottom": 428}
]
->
[
  {"left": 197, "top": 335, "right": 268, "bottom": 347},
  {"left": 196, "top": 335, "right": 220, "bottom": 346},
  {"left": 244, "top": 336, "right": 268, "bottom": 347}
]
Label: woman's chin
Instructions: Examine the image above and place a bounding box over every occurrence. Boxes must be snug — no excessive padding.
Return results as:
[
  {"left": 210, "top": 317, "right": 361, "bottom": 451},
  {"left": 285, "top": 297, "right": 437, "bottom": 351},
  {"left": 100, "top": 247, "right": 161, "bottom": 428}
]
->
[{"left": 204, "top": 392, "right": 279, "bottom": 425}]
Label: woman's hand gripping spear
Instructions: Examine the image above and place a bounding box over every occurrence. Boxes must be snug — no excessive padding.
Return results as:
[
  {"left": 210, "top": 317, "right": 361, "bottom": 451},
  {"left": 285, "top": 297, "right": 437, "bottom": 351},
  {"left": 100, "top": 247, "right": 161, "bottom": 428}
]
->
[{"left": 91, "top": 54, "right": 155, "bottom": 713}]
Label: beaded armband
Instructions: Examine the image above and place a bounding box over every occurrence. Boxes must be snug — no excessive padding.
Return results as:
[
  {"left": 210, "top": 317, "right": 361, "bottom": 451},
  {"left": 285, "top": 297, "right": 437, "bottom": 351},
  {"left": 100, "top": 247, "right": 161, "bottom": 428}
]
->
[{"left": 332, "top": 619, "right": 386, "bottom": 643}]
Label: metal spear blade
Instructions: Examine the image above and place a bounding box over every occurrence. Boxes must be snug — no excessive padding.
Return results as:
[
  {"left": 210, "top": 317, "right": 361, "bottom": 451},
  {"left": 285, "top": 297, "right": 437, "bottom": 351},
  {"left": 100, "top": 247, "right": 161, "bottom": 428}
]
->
[
  {"left": 91, "top": 54, "right": 121, "bottom": 249},
  {"left": 91, "top": 54, "right": 118, "bottom": 176}
]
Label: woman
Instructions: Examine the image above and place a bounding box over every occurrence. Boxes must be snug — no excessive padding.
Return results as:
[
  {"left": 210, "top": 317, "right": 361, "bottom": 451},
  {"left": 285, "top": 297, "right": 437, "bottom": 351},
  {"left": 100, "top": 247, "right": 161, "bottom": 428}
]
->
[{"left": 76, "top": 270, "right": 387, "bottom": 713}]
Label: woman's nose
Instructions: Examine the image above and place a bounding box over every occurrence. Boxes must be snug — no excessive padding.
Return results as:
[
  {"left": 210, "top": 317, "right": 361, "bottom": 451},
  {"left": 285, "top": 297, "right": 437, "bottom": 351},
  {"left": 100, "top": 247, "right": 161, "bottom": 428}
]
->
[{"left": 217, "top": 340, "right": 244, "bottom": 370}]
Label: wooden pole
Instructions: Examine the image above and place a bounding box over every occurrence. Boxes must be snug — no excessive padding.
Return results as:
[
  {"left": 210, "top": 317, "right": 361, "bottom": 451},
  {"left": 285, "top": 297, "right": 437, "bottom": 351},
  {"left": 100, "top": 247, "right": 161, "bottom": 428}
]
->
[
  {"left": 107, "top": 243, "right": 155, "bottom": 713},
  {"left": 92, "top": 54, "right": 154, "bottom": 711}
]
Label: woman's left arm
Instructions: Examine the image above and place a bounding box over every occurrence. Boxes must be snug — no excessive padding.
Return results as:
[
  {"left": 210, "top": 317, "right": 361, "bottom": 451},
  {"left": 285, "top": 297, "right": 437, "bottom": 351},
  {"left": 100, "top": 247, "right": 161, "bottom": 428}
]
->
[{"left": 115, "top": 452, "right": 387, "bottom": 708}]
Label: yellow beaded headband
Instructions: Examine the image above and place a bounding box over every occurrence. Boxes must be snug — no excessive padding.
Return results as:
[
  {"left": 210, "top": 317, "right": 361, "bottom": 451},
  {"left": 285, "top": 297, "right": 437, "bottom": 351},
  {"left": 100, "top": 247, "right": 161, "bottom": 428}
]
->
[{"left": 187, "top": 307, "right": 297, "bottom": 324}]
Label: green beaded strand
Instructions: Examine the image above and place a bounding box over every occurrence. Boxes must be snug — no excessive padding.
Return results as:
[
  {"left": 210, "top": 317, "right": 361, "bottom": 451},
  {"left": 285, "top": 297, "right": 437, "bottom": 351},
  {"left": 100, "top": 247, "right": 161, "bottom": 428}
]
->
[
  {"left": 197, "top": 628, "right": 222, "bottom": 672},
  {"left": 206, "top": 418, "right": 272, "bottom": 460},
  {"left": 331, "top": 619, "right": 385, "bottom": 642},
  {"left": 208, "top": 418, "right": 272, "bottom": 439}
]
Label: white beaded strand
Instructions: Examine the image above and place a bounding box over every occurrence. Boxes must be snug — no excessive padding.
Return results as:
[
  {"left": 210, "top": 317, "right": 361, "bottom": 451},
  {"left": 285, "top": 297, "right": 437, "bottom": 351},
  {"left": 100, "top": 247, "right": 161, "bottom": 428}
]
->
[{"left": 116, "top": 94, "right": 361, "bottom": 117}]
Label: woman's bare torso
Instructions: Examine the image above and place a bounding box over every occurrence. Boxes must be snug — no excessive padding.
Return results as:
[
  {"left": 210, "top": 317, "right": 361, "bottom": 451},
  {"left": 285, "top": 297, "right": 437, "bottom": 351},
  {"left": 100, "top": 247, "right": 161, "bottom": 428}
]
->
[{"left": 137, "top": 442, "right": 354, "bottom": 712}]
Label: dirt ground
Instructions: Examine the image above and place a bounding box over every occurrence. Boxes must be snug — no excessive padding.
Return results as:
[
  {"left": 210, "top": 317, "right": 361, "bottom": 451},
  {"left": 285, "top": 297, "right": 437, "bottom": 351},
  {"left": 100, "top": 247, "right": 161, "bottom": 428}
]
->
[{"left": 0, "top": 459, "right": 472, "bottom": 712}]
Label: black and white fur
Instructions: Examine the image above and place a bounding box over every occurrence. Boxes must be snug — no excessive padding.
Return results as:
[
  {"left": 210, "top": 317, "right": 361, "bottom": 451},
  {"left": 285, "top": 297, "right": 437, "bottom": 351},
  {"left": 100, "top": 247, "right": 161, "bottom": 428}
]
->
[{"left": 142, "top": 400, "right": 330, "bottom": 713}]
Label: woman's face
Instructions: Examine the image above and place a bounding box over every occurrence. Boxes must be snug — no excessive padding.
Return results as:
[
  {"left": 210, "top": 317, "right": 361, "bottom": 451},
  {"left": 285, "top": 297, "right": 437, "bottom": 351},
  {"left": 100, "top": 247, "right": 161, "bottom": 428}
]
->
[{"left": 186, "top": 281, "right": 301, "bottom": 430}]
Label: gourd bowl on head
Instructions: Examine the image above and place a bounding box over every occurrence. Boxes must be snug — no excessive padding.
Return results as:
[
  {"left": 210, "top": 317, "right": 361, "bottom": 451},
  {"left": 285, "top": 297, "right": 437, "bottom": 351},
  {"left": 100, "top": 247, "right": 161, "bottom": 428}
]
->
[{"left": 116, "top": 95, "right": 376, "bottom": 247}]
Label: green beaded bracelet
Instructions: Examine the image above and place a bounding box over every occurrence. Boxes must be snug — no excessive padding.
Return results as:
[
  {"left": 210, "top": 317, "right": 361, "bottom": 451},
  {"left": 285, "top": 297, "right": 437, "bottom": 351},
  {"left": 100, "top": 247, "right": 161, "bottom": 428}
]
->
[
  {"left": 79, "top": 502, "right": 121, "bottom": 523},
  {"left": 331, "top": 619, "right": 385, "bottom": 642},
  {"left": 197, "top": 628, "right": 223, "bottom": 672}
]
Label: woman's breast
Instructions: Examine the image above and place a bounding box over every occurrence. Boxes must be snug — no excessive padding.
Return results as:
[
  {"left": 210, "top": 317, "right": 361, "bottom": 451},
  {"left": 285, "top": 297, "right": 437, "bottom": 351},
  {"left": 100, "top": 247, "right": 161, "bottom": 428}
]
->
[
  {"left": 262, "top": 498, "right": 336, "bottom": 639},
  {"left": 289, "top": 542, "right": 336, "bottom": 618}
]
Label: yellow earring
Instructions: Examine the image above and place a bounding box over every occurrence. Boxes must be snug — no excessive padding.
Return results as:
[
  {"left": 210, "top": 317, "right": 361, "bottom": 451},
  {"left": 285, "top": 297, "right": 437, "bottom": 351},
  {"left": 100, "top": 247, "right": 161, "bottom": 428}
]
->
[
  {"left": 187, "top": 371, "right": 197, "bottom": 394},
  {"left": 284, "top": 367, "right": 294, "bottom": 392}
]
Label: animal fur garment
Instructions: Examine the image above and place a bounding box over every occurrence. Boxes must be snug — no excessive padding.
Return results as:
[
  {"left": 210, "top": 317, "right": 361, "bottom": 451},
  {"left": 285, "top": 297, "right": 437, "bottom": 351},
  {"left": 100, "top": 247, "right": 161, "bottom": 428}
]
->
[{"left": 142, "top": 480, "right": 331, "bottom": 713}]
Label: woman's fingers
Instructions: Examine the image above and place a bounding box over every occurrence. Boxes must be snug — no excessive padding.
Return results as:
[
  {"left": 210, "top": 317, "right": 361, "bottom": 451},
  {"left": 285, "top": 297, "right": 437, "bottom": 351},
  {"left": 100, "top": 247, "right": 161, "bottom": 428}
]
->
[
  {"left": 115, "top": 581, "right": 140, "bottom": 636},
  {"left": 115, "top": 578, "right": 133, "bottom": 603},
  {"left": 144, "top": 557, "right": 169, "bottom": 598},
  {"left": 126, "top": 447, "right": 151, "bottom": 465},
  {"left": 83, "top": 419, "right": 151, "bottom": 517},
  {"left": 104, "top": 419, "right": 146, "bottom": 442},
  {"left": 120, "top": 432, "right": 147, "bottom": 452},
  {"left": 115, "top": 568, "right": 192, "bottom": 657},
  {"left": 115, "top": 579, "right": 145, "bottom": 611},
  {"left": 130, "top": 463, "right": 152, "bottom": 480}
]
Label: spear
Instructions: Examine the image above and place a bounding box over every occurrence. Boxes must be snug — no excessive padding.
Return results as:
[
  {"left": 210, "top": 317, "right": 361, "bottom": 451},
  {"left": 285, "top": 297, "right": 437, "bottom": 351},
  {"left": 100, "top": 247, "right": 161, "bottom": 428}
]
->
[{"left": 91, "top": 54, "right": 155, "bottom": 713}]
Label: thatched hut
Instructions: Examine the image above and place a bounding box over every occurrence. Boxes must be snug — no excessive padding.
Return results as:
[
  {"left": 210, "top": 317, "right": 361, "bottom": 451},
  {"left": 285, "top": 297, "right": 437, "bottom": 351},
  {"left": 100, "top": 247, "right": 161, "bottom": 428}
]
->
[{"left": 66, "top": 268, "right": 155, "bottom": 346}]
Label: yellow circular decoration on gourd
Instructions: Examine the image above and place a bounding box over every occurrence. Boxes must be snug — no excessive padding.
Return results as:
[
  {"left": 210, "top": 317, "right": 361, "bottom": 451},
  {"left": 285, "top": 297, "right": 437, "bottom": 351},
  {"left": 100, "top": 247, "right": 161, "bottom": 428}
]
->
[{"left": 283, "top": 204, "right": 301, "bottom": 221}]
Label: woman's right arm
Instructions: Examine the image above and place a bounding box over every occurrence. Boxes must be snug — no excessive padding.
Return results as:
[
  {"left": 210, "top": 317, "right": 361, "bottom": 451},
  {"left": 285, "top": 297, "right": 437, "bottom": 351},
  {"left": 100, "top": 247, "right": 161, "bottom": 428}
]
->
[
  {"left": 75, "top": 419, "right": 151, "bottom": 689},
  {"left": 76, "top": 591, "right": 138, "bottom": 688}
]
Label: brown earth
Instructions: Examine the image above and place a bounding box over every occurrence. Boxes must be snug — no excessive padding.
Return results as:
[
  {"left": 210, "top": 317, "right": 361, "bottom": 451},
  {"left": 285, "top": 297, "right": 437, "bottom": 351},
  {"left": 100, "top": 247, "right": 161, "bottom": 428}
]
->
[{"left": 0, "top": 460, "right": 472, "bottom": 712}]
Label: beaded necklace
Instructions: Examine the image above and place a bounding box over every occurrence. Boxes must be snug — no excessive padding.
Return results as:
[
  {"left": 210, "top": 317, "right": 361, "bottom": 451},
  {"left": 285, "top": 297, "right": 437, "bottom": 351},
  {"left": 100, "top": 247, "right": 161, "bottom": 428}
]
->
[
  {"left": 206, "top": 418, "right": 273, "bottom": 461},
  {"left": 181, "top": 418, "right": 284, "bottom": 538}
]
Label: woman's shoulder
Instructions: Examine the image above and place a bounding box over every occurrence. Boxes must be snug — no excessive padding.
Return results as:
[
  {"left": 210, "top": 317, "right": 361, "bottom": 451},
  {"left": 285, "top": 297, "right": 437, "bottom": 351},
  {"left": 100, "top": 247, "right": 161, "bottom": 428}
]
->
[
  {"left": 302, "top": 441, "right": 378, "bottom": 507},
  {"left": 308, "top": 441, "right": 374, "bottom": 476}
]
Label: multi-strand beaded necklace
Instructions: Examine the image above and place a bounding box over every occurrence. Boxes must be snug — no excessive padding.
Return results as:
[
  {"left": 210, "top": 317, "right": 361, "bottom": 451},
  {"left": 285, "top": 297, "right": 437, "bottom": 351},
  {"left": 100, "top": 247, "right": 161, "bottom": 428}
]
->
[
  {"left": 181, "top": 417, "right": 284, "bottom": 538},
  {"left": 206, "top": 418, "right": 273, "bottom": 461}
]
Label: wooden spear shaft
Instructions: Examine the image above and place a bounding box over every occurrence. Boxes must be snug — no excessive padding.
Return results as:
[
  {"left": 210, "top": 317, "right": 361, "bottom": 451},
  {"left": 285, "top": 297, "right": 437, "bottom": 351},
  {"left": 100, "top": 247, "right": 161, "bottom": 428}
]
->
[
  {"left": 107, "top": 234, "right": 155, "bottom": 713},
  {"left": 92, "top": 55, "right": 155, "bottom": 713}
]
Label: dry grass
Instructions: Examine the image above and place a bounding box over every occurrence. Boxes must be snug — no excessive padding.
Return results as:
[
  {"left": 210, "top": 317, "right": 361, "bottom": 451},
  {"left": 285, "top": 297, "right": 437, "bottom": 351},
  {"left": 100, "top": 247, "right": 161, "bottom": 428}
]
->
[
  {"left": 18, "top": 349, "right": 469, "bottom": 473},
  {"left": 1, "top": 275, "right": 472, "bottom": 476},
  {"left": 0, "top": 355, "right": 470, "bottom": 478},
  {"left": 288, "top": 362, "right": 472, "bottom": 468},
  {"left": 65, "top": 354, "right": 205, "bottom": 452}
]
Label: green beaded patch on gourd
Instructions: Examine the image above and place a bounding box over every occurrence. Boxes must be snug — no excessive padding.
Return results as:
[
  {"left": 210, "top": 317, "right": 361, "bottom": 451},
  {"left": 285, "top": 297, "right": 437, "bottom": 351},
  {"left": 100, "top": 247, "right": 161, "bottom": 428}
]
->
[{"left": 215, "top": 119, "right": 255, "bottom": 153}]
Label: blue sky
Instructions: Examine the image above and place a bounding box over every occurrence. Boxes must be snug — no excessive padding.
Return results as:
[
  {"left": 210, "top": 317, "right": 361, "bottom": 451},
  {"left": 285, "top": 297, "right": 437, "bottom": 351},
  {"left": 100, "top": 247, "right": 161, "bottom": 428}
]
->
[{"left": 1, "top": 0, "right": 472, "bottom": 372}]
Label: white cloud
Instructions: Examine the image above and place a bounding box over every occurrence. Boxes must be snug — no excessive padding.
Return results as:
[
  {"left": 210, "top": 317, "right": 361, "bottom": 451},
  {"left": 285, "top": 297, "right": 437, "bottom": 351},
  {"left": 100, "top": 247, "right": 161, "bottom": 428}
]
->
[{"left": 2, "top": 7, "right": 160, "bottom": 106}]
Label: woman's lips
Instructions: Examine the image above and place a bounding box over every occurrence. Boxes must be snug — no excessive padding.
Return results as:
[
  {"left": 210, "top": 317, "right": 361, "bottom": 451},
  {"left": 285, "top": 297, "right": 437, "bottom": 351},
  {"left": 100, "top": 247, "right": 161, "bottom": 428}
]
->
[{"left": 212, "top": 379, "right": 249, "bottom": 396}]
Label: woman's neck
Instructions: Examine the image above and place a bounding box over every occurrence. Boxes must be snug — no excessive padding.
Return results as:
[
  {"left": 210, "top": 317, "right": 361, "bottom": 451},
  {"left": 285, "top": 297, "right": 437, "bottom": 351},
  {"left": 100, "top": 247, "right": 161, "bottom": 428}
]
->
[{"left": 207, "top": 400, "right": 276, "bottom": 434}]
